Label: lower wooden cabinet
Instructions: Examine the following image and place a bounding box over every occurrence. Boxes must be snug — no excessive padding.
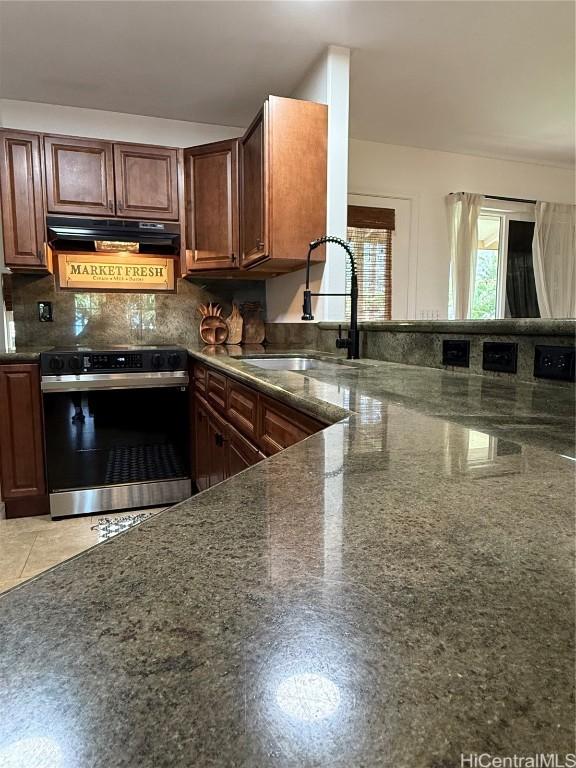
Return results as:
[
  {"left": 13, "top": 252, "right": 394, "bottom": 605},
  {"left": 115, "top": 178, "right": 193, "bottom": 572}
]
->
[
  {"left": 191, "top": 362, "right": 325, "bottom": 492},
  {"left": 0, "top": 363, "right": 48, "bottom": 518},
  {"left": 193, "top": 391, "right": 264, "bottom": 491},
  {"left": 258, "top": 394, "right": 323, "bottom": 456}
]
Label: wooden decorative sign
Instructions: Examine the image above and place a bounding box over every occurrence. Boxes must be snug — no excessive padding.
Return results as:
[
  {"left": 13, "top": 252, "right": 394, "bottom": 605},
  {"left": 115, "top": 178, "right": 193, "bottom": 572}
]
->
[{"left": 55, "top": 253, "right": 175, "bottom": 292}]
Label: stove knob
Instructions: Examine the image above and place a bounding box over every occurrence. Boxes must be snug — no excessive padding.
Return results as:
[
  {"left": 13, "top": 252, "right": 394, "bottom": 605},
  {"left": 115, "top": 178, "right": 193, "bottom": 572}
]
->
[
  {"left": 48, "top": 356, "right": 65, "bottom": 372},
  {"left": 167, "top": 352, "right": 181, "bottom": 369},
  {"left": 69, "top": 355, "right": 82, "bottom": 373},
  {"left": 151, "top": 353, "right": 164, "bottom": 370}
]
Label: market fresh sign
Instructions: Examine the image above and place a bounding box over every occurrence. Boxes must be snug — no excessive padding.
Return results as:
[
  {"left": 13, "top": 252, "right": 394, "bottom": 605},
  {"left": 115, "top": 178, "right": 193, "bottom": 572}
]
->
[{"left": 57, "top": 254, "right": 175, "bottom": 292}]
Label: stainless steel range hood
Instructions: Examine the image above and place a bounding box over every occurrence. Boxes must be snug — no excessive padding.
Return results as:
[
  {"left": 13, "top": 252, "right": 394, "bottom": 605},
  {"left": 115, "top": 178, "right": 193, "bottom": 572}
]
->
[{"left": 47, "top": 216, "right": 181, "bottom": 255}]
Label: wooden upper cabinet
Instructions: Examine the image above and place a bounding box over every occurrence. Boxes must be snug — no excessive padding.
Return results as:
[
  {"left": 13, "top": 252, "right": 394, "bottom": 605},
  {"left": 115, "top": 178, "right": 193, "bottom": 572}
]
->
[
  {"left": 114, "top": 143, "right": 179, "bottom": 220},
  {"left": 185, "top": 139, "right": 239, "bottom": 271},
  {"left": 240, "top": 106, "right": 268, "bottom": 268},
  {"left": 0, "top": 131, "right": 46, "bottom": 269},
  {"left": 0, "top": 364, "right": 46, "bottom": 499},
  {"left": 239, "top": 96, "right": 327, "bottom": 274},
  {"left": 44, "top": 135, "right": 114, "bottom": 216}
]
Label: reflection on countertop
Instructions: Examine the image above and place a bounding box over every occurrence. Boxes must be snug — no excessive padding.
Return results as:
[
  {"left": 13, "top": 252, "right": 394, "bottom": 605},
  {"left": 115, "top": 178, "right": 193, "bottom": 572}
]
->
[{"left": 0, "top": 347, "right": 574, "bottom": 767}]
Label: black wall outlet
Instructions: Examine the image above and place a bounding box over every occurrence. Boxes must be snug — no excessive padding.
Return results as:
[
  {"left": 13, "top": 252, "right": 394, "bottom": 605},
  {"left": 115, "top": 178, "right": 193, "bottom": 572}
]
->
[
  {"left": 534, "top": 345, "right": 575, "bottom": 382},
  {"left": 442, "top": 339, "right": 470, "bottom": 367},
  {"left": 483, "top": 342, "right": 518, "bottom": 373},
  {"left": 38, "top": 301, "right": 53, "bottom": 322}
]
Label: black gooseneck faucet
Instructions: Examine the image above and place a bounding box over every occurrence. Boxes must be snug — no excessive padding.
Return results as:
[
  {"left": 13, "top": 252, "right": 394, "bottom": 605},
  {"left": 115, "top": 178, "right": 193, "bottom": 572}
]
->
[{"left": 301, "top": 235, "right": 360, "bottom": 360}]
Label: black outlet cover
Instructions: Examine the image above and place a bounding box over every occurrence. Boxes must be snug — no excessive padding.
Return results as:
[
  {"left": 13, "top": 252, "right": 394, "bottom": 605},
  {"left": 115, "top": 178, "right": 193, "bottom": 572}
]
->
[
  {"left": 442, "top": 339, "right": 470, "bottom": 367},
  {"left": 483, "top": 342, "right": 518, "bottom": 373},
  {"left": 534, "top": 345, "right": 575, "bottom": 382},
  {"left": 37, "top": 301, "right": 53, "bottom": 322}
]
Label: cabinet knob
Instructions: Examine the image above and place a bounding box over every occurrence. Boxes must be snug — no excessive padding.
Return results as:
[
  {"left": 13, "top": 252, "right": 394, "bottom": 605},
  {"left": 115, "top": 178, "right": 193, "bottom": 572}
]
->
[
  {"left": 231, "top": 253, "right": 236, "bottom": 264},
  {"left": 256, "top": 240, "right": 264, "bottom": 250},
  {"left": 108, "top": 200, "right": 113, "bottom": 210},
  {"left": 118, "top": 200, "right": 123, "bottom": 210}
]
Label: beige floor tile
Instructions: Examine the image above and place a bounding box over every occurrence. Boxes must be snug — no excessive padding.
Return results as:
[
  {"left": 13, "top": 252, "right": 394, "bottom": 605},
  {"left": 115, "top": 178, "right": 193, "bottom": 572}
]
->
[
  {"left": 0, "top": 532, "right": 37, "bottom": 581},
  {"left": 4, "top": 506, "right": 169, "bottom": 581},
  {"left": 0, "top": 576, "right": 31, "bottom": 594},
  {"left": 0, "top": 515, "right": 52, "bottom": 538},
  {"left": 20, "top": 538, "right": 99, "bottom": 578}
]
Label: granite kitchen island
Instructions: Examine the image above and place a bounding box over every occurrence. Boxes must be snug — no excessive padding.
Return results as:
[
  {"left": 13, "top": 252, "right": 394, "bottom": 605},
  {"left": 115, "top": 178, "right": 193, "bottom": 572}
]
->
[{"left": 0, "top": 348, "right": 574, "bottom": 768}]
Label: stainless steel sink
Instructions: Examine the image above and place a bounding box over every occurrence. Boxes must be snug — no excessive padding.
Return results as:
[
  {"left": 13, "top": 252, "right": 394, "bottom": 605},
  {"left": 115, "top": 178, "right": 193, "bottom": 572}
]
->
[{"left": 243, "top": 357, "right": 338, "bottom": 372}]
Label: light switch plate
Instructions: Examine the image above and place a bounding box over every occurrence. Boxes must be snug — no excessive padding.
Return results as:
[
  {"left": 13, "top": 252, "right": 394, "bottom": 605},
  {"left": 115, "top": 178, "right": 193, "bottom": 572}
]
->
[
  {"left": 483, "top": 342, "right": 518, "bottom": 373},
  {"left": 442, "top": 339, "right": 470, "bottom": 367},
  {"left": 38, "top": 301, "right": 53, "bottom": 322}
]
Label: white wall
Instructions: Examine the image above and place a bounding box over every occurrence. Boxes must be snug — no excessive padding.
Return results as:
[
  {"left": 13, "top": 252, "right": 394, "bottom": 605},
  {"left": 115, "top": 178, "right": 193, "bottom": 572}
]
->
[
  {"left": 266, "top": 46, "right": 350, "bottom": 323},
  {"left": 349, "top": 139, "right": 576, "bottom": 319},
  {"left": 0, "top": 99, "right": 243, "bottom": 146}
]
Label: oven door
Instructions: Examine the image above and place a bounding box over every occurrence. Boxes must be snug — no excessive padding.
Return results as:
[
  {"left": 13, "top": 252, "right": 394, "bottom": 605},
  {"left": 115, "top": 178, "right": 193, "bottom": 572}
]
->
[{"left": 42, "top": 373, "right": 191, "bottom": 518}]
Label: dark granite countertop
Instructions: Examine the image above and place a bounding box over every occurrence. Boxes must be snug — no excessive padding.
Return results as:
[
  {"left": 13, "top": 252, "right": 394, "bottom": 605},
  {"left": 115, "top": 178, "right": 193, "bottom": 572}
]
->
[
  {"left": 0, "top": 347, "right": 46, "bottom": 363},
  {"left": 318, "top": 318, "right": 576, "bottom": 336},
  {"left": 0, "top": 347, "right": 574, "bottom": 767}
]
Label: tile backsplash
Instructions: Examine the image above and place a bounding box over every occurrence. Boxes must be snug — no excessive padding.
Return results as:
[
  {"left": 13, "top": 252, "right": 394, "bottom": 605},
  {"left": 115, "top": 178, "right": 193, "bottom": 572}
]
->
[{"left": 12, "top": 273, "right": 265, "bottom": 348}]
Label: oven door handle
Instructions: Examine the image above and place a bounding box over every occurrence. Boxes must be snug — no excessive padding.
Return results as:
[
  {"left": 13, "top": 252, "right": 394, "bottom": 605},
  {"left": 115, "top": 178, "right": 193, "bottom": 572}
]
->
[{"left": 41, "top": 371, "right": 189, "bottom": 392}]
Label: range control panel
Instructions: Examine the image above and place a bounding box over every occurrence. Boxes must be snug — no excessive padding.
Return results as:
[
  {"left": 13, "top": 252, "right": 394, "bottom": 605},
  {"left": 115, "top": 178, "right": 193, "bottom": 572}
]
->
[
  {"left": 91, "top": 353, "right": 144, "bottom": 370},
  {"left": 40, "top": 347, "right": 186, "bottom": 375}
]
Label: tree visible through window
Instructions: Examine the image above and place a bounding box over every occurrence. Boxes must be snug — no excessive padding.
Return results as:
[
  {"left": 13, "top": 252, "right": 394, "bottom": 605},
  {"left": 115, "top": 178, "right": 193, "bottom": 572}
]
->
[
  {"left": 346, "top": 205, "right": 395, "bottom": 321},
  {"left": 469, "top": 215, "right": 500, "bottom": 319}
]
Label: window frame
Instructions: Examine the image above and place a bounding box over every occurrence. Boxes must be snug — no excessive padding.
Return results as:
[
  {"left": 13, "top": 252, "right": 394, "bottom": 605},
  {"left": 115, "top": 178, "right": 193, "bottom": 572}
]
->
[{"left": 471, "top": 201, "right": 535, "bottom": 320}]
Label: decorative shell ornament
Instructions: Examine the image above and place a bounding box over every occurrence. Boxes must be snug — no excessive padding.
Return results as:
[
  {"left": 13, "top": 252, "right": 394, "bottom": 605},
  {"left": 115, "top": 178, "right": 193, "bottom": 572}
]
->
[
  {"left": 197, "top": 303, "right": 229, "bottom": 345},
  {"left": 225, "top": 303, "right": 243, "bottom": 345}
]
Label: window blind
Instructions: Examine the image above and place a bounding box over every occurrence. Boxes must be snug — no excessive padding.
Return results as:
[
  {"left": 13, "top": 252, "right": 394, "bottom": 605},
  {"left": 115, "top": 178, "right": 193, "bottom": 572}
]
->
[{"left": 346, "top": 205, "right": 394, "bottom": 321}]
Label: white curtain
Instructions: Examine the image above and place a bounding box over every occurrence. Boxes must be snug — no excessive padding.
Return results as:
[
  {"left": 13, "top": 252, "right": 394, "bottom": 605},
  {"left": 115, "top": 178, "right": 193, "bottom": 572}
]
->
[
  {"left": 446, "top": 193, "right": 484, "bottom": 319},
  {"left": 532, "top": 202, "right": 576, "bottom": 318}
]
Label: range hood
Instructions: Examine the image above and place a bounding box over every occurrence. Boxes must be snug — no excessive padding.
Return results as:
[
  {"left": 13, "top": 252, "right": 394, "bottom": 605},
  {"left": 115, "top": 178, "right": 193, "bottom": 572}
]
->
[{"left": 47, "top": 216, "right": 181, "bottom": 255}]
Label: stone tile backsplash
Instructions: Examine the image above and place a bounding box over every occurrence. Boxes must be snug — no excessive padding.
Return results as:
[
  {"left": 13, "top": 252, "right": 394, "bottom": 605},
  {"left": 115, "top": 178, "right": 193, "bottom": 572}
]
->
[{"left": 13, "top": 274, "right": 266, "bottom": 349}]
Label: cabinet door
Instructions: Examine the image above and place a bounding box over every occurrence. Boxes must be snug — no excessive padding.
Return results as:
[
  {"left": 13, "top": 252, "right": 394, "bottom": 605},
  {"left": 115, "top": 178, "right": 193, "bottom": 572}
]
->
[
  {"left": 258, "top": 395, "right": 324, "bottom": 456},
  {"left": 240, "top": 106, "right": 268, "bottom": 267},
  {"left": 44, "top": 135, "right": 114, "bottom": 216},
  {"left": 185, "top": 140, "right": 239, "bottom": 271},
  {"left": 0, "top": 364, "right": 46, "bottom": 498},
  {"left": 0, "top": 131, "right": 46, "bottom": 269},
  {"left": 207, "top": 408, "right": 227, "bottom": 487},
  {"left": 227, "top": 424, "right": 265, "bottom": 478},
  {"left": 194, "top": 394, "right": 211, "bottom": 492},
  {"left": 114, "top": 143, "right": 179, "bottom": 220}
]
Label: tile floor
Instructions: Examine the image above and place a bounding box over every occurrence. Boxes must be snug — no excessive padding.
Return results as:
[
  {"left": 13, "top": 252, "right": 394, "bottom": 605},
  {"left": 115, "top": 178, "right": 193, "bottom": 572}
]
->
[{"left": 0, "top": 507, "right": 167, "bottom": 595}]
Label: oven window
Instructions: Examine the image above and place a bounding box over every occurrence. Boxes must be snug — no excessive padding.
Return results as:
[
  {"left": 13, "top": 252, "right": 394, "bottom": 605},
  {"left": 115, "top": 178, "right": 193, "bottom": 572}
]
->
[{"left": 43, "top": 388, "right": 189, "bottom": 492}]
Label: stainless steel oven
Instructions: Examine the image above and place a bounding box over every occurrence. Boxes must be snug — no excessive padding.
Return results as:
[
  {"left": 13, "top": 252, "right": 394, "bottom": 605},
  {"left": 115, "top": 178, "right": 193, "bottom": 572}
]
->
[{"left": 40, "top": 346, "right": 191, "bottom": 518}]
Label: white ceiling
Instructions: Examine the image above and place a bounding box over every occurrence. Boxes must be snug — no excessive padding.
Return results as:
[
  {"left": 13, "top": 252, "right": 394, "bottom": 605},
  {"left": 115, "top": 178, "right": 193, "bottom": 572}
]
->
[{"left": 0, "top": 1, "right": 574, "bottom": 168}]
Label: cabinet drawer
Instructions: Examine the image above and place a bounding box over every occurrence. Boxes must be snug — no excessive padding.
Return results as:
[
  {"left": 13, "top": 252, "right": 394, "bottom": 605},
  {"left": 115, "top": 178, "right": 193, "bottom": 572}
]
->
[
  {"left": 227, "top": 423, "right": 265, "bottom": 478},
  {"left": 193, "top": 363, "right": 207, "bottom": 394},
  {"left": 206, "top": 369, "right": 227, "bottom": 413},
  {"left": 258, "top": 395, "right": 323, "bottom": 456},
  {"left": 227, "top": 379, "right": 258, "bottom": 441}
]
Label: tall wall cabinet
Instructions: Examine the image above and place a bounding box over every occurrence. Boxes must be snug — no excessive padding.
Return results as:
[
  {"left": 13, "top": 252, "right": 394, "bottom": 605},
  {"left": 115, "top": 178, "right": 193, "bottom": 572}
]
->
[{"left": 0, "top": 131, "right": 46, "bottom": 270}]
